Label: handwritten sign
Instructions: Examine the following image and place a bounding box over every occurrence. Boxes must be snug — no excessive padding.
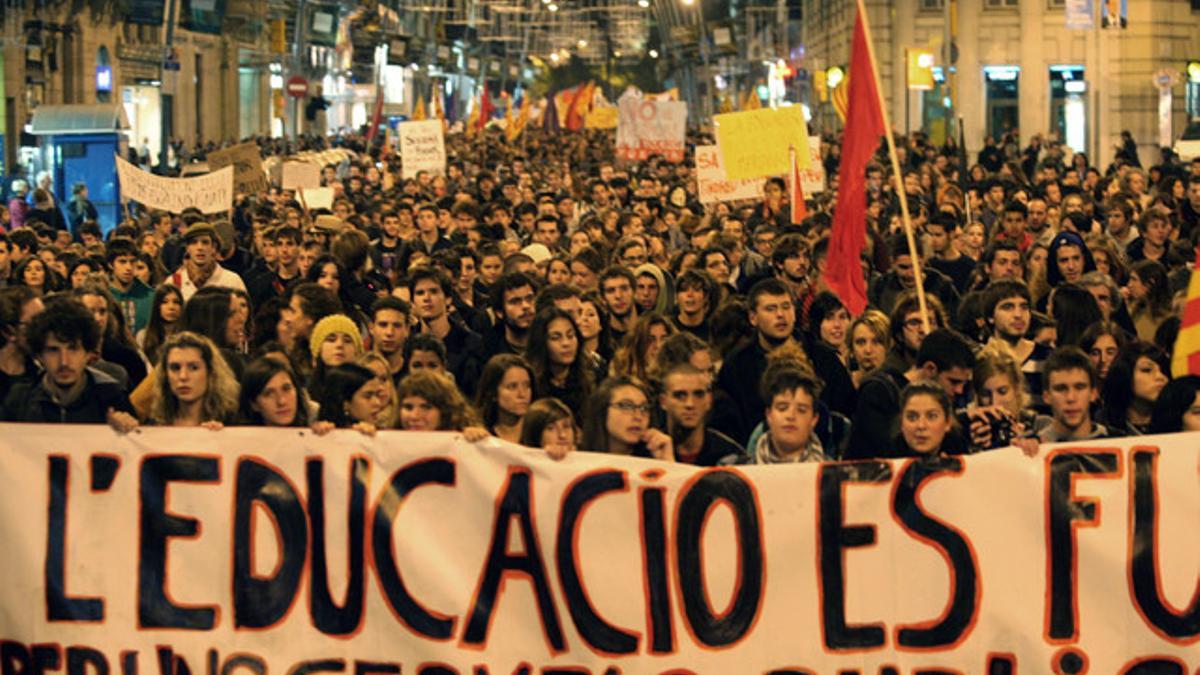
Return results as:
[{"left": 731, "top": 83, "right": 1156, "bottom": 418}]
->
[
  {"left": 398, "top": 119, "right": 447, "bottom": 179},
  {"left": 696, "top": 144, "right": 767, "bottom": 204},
  {"left": 615, "top": 97, "right": 687, "bottom": 163},
  {"left": 115, "top": 155, "right": 232, "bottom": 214},
  {"left": 206, "top": 142, "right": 268, "bottom": 195},
  {"left": 281, "top": 161, "right": 322, "bottom": 191},
  {"left": 3, "top": 425, "right": 1199, "bottom": 671},
  {"left": 714, "top": 106, "right": 811, "bottom": 180}
]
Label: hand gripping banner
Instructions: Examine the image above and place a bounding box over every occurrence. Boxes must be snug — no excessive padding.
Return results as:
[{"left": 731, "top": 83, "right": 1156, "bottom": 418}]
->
[{"left": 0, "top": 425, "right": 1198, "bottom": 672}]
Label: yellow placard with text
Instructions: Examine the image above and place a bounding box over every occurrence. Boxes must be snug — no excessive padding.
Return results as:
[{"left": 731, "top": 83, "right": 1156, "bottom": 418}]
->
[{"left": 714, "top": 106, "right": 810, "bottom": 181}]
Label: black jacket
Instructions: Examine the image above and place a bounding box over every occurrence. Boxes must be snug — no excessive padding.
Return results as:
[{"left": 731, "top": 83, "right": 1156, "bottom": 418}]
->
[{"left": 2, "top": 368, "right": 133, "bottom": 424}]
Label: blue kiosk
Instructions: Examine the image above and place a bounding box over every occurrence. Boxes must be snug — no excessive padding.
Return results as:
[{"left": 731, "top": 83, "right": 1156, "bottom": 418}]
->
[{"left": 30, "top": 104, "right": 129, "bottom": 234}]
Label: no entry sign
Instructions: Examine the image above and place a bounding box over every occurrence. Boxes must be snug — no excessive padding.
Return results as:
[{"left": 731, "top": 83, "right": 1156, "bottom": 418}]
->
[{"left": 286, "top": 75, "right": 309, "bottom": 98}]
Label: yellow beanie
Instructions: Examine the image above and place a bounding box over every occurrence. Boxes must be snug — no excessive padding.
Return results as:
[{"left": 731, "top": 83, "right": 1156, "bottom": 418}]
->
[{"left": 309, "top": 314, "right": 363, "bottom": 360}]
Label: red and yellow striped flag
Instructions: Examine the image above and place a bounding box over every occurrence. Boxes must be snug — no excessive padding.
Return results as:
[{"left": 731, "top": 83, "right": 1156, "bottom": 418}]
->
[
  {"left": 831, "top": 75, "right": 850, "bottom": 123},
  {"left": 1172, "top": 249, "right": 1200, "bottom": 376}
]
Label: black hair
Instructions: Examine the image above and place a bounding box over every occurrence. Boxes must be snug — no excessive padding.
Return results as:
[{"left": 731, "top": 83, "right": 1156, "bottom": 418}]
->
[
  {"left": 1148, "top": 375, "right": 1200, "bottom": 434},
  {"left": 183, "top": 287, "right": 236, "bottom": 349},
  {"left": 313, "top": 363, "right": 377, "bottom": 427},
  {"left": 27, "top": 297, "right": 100, "bottom": 354},
  {"left": 1100, "top": 341, "right": 1170, "bottom": 431},
  {"left": 489, "top": 271, "right": 540, "bottom": 317},
  {"left": 1049, "top": 284, "right": 1103, "bottom": 348},
  {"left": 915, "top": 328, "right": 975, "bottom": 372}
]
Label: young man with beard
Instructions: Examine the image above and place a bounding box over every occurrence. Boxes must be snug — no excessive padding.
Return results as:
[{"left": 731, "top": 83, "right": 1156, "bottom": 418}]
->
[
  {"left": 2, "top": 298, "right": 137, "bottom": 431},
  {"left": 771, "top": 234, "right": 815, "bottom": 325},
  {"left": 368, "top": 296, "right": 411, "bottom": 387},
  {"left": 672, "top": 269, "right": 715, "bottom": 342},
  {"left": 483, "top": 271, "right": 538, "bottom": 360},
  {"left": 715, "top": 279, "right": 796, "bottom": 444},
  {"left": 660, "top": 362, "right": 746, "bottom": 466},
  {"left": 170, "top": 222, "right": 247, "bottom": 302},
  {"left": 599, "top": 266, "right": 638, "bottom": 345},
  {"left": 410, "top": 266, "right": 484, "bottom": 396},
  {"left": 984, "top": 279, "right": 1050, "bottom": 399},
  {"left": 0, "top": 287, "right": 43, "bottom": 403},
  {"left": 869, "top": 234, "right": 960, "bottom": 317}
]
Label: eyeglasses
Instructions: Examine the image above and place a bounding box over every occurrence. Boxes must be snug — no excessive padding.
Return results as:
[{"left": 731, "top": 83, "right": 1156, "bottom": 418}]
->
[{"left": 610, "top": 401, "right": 652, "bottom": 415}]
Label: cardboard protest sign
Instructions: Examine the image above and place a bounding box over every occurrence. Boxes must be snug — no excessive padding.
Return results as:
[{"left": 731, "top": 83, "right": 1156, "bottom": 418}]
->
[
  {"left": 615, "top": 97, "right": 687, "bottom": 162},
  {"left": 799, "top": 136, "right": 826, "bottom": 194},
  {"left": 398, "top": 119, "right": 447, "bottom": 179},
  {"left": 206, "top": 142, "right": 268, "bottom": 194},
  {"left": 697, "top": 137, "right": 822, "bottom": 204},
  {"left": 300, "top": 187, "right": 334, "bottom": 211},
  {"left": 714, "top": 106, "right": 811, "bottom": 180},
  {"left": 2, "top": 425, "right": 1199, "bottom": 671},
  {"left": 115, "top": 155, "right": 232, "bottom": 214},
  {"left": 696, "top": 144, "right": 768, "bottom": 204},
  {"left": 281, "top": 161, "right": 323, "bottom": 190}
]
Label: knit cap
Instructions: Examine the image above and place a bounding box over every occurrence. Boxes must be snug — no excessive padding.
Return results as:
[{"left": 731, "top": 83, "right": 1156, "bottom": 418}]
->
[{"left": 309, "top": 314, "right": 363, "bottom": 360}]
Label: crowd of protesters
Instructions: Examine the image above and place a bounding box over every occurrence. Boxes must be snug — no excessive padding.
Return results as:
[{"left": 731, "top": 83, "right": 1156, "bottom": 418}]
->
[{"left": 1, "top": 122, "right": 1199, "bottom": 465}]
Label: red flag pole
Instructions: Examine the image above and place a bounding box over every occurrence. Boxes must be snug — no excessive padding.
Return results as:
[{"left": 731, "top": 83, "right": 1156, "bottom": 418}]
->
[
  {"left": 854, "top": 0, "right": 931, "bottom": 332},
  {"left": 790, "top": 145, "right": 808, "bottom": 224}
]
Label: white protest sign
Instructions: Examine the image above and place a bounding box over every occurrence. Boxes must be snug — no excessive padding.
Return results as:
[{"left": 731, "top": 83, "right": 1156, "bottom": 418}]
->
[
  {"left": 696, "top": 144, "right": 766, "bottom": 204},
  {"left": 300, "top": 187, "right": 334, "bottom": 211},
  {"left": 800, "top": 136, "right": 826, "bottom": 194},
  {"left": 615, "top": 97, "right": 687, "bottom": 163},
  {"left": 115, "top": 155, "right": 233, "bottom": 214},
  {"left": 3, "top": 425, "right": 1200, "bottom": 671},
  {"left": 281, "top": 161, "right": 323, "bottom": 190},
  {"left": 398, "top": 119, "right": 447, "bottom": 179}
]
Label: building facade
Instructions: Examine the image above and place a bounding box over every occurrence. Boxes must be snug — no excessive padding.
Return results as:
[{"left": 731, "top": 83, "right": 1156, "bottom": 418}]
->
[
  {"left": 803, "top": 0, "right": 1200, "bottom": 168},
  {"left": 0, "top": 0, "right": 271, "bottom": 172}
]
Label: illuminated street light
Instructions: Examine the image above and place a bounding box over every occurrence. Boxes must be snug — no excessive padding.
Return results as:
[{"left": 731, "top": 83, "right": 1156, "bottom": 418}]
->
[
  {"left": 681, "top": 0, "right": 695, "bottom": 5},
  {"left": 578, "top": 39, "right": 588, "bottom": 48},
  {"left": 649, "top": 49, "right": 659, "bottom": 58},
  {"left": 638, "top": 0, "right": 650, "bottom": 7},
  {"left": 826, "top": 65, "right": 845, "bottom": 89},
  {"left": 547, "top": 2, "right": 558, "bottom": 10}
]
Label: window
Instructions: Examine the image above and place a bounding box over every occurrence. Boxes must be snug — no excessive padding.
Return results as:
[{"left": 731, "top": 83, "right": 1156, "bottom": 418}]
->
[
  {"left": 921, "top": 0, "right": 944, "bottom": 9},
  {"left": 985, "top": 0, "right": 1018, "bottom": 7}
]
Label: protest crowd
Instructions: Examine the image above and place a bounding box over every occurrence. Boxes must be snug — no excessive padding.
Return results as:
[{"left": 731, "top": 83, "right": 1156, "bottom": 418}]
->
[{"left": 3, "top": 122, "right": 1200, "bottom": 466}]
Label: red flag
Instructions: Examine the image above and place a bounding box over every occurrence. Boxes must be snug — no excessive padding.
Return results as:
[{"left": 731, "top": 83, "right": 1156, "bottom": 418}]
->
[
  {"left": 790, "top": 146, "right": 808, "bottom": 224},
  {"left": 365, "top": 83, "right": 385, "bottom": 144},
  {"left": 822, "top": 5, "right": 885, "bottom": 315},
  {"left": 477, "top": 87, "right": 494, "bottom": 131}
]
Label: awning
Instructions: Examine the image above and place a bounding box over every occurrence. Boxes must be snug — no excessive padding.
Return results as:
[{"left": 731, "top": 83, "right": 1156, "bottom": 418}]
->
[{"left": 29, "top": 104, "right": 129, "bottom": 135}]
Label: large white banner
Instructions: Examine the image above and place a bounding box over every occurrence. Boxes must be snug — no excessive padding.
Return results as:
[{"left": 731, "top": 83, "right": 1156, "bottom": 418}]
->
[
  {"left": 115, "top": 155, "right": 233, "bottom": 214},
  {"left": 2, "top": 425, "right": 1199, "bottom": 672},
  {"left": 399, "top": 119, "right": 448, "bottom": 179},
  {"left": 616, "top": 98, "right": 687, "bottom": 163}
]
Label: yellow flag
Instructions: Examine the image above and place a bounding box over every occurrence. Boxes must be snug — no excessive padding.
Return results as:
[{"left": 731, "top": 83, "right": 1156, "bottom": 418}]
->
[
  {"left": 465, "top": 104, "right": 480, "bottom": 138},
  {"left": 413, "top": 96, "right": 427, "bottom": 121},
  {"left": 432, "top": 93, "right": 444, "bottom": 120},
  {"left": 507, "top": 96, "right": 531, "bottom": 142},
  {"left": 743, "top": 89, "right": 762, "bottom": 110},
  {"left": 504, "top": 95, "right": 514, "bottom": 126}
]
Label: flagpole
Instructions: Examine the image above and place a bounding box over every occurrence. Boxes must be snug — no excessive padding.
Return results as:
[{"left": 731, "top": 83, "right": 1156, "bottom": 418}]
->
[{"left": 855, "top": 0, "right": 932, "bottom": 332}]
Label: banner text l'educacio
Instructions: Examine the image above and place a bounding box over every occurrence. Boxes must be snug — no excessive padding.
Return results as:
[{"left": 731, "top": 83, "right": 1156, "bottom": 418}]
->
[{"left": 1, "top": 425, "right": 1198, "bottom": 673}]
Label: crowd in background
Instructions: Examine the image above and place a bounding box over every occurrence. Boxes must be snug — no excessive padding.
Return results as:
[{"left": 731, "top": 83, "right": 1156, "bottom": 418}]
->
[{"left": 2, "top": 124, "right": 1200, "bottom": 465}]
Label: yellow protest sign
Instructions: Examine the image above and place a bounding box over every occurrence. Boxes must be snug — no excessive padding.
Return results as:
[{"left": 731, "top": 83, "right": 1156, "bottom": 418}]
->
[
  {"left": 713, "top": 106, "right": 810, "bottom": 181},
  {"left": 585, "top": 107, "right": 618, "bottom": 129}
]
